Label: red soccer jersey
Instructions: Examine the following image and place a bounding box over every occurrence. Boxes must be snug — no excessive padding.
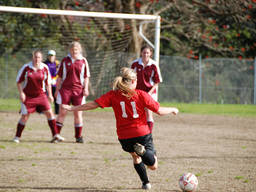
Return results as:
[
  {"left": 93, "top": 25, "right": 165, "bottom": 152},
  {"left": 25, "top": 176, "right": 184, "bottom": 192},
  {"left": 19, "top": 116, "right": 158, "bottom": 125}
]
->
[
  {"left": 95, "top": 89, "right": 160, "bottom": 139},
  {"left": 16, "top": 62, "right": 51, "bottom": 97},
  {"left": 57, "top": 55, "right": 90, "bottom": 90},
  {"left": 131, "top": 58, "right": 162, "bottom": 93}
]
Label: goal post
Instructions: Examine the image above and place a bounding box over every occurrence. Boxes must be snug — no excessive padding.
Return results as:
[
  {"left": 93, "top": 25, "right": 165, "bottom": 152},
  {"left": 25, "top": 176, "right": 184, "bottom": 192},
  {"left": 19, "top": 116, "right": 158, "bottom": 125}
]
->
[
  {"left": 0, "top": 6, "right": 161, "bottom": 99},
  {"left": 0, "top": 5, "right": 161, "bottom": 63}
]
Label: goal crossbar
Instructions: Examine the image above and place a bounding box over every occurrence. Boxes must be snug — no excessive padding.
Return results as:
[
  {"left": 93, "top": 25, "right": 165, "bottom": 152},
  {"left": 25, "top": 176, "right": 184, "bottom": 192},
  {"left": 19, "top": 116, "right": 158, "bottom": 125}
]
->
[
  {"left": 0, "top": 5, "right": 161, "bottom": 100},
  {"left": 0, "top": 5, "right": 161, "bottom": 64},
  {"left": 0, "top": 6, "right": 158, "bottom": 20}
]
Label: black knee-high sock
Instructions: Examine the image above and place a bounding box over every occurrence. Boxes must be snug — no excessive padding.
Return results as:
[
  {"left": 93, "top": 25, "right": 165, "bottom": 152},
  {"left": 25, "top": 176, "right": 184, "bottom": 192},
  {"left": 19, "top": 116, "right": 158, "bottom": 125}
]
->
[
  {"left": 134, "top": 162, "right": 149, "bottom": 185},
  {"left": 141, "top": 150, "right": 156, "bottom": 166}
]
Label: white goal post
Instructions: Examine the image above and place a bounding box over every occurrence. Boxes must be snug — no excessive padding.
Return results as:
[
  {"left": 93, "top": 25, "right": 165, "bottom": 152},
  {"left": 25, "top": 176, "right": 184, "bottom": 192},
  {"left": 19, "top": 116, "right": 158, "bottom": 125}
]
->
[
  {"left": 0, "top": 5, "right": 161, "bottom": 100},
  {"left": 0, "top": 5, "right": 161, "bottom": 66}
]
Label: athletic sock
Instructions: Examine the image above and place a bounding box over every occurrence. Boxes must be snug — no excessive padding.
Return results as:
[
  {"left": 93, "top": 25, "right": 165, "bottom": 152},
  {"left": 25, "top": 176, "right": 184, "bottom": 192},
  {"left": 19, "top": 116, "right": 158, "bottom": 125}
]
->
[
  {"left": 147, "top": 121, "right": 153, "bottom": 133},
  {"left": 15, "top": 122, "right": 25, "bottom": 137},
  {"left": 56, "top": 121, "right": 63, "bottom": 134},
  {"left": 134, "top": 162, "right": 149, "bottom": 185},
  {"left": 75, "top": 124, "right": 83, "bottom": 138},
  {"left": 141, "top": 150, "right": 156, "bottom": 166},
  {"left": 48, "top": 119, "right": 57, "bottom": 136}
]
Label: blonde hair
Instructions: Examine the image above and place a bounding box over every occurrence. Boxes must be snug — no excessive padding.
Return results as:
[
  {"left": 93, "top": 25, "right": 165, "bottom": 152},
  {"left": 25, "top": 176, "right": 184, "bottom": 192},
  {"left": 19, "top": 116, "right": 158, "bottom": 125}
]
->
[
  {"left": 112, "top": 67, "right": 137, "bottom": 98},
  {"left": 32, "top": 49, "right": 43, "bottom": 58},
  {"left": 69, "top": 41, "right": 84, "bottom": 55}
]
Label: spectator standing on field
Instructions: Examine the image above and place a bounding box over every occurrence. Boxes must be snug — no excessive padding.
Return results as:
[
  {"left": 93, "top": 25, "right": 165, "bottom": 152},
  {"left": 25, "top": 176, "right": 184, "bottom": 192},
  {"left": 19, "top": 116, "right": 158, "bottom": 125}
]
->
[
  {"left": 55, "top": 41, "right": 90, "bottom": 143},
  {"left": 131, "top": 45, "right": 162, "bottom": 133},
  {"left": 44, "top": 49, "right": 60, "bottom": 114},
  {"left": 62, "top": 67, "right": 178, "bottom": 190},
  {"left": 13, "top": 50, "right": 64, "bottom": 143}
]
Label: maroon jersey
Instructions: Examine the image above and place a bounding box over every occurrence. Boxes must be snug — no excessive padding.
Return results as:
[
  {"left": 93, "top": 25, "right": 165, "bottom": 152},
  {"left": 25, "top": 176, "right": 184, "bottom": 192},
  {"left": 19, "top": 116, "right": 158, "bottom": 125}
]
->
[
  {"left": 58, "top": 55, "right": 90, "bottom": 90},
  {"left": 131, "top": 58, "right": 162, "bottom": 93},
  {"left": 95, "top": 89, "right": 160, "bottom": 139},
  {"left": 16, "top": 62, "right": 51, "bottom": 97}
]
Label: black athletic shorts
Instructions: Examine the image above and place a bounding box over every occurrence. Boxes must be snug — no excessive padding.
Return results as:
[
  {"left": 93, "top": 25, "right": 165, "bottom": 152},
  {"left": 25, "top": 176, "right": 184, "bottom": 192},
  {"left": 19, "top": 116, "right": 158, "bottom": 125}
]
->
[{"left": 119, "top": 133, "right": 155, "bottom": 154}]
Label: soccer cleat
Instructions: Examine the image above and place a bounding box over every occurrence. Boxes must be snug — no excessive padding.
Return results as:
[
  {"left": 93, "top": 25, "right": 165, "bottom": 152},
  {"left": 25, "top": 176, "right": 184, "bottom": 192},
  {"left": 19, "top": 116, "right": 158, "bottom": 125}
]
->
[
  {"left": 13, "top": 137, "right": 20, "bottom": 143},
  {"left": 55, "top": 134, "right": 65, "bottom": 142},
  {"left": 76, "top": 136, "right": 84, "bottom": 143},
  {"left": 133, "top": 143, "right": 146, "bottom": 156},
  {"left": 51, "top": 134, "right": 65, "bottom": 143},
  {"left": 142, "top": 183, "right": 151, "bottom": 190}
]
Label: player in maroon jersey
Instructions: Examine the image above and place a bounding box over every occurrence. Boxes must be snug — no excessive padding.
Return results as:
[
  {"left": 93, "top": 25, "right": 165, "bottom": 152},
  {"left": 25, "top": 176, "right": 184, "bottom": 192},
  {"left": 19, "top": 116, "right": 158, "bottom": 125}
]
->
[
  {"left": 55, "top": 41, "right": 90, "bottom": 143},
  {"left": 131, "top": 45, "right": 162, "bottom": 133},
  {"left": 13, "top": 50, "right": 64, "bottom": 143},
  {"left": 62, "top": 67, "right": 178, "bottom": 190}
]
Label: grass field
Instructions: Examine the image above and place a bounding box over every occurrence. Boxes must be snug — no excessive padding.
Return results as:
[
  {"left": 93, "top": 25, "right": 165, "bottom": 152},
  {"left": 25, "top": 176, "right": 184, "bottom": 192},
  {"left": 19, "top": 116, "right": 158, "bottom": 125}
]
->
[
  {"left": 0, "top": 98, "right": 256, "bottom": 192},
  {"left": 1, "top": 98, "right": 256, "bottom": 116},
  {"left": 0, "top": 110, "right": 256, "bottom": 192}
]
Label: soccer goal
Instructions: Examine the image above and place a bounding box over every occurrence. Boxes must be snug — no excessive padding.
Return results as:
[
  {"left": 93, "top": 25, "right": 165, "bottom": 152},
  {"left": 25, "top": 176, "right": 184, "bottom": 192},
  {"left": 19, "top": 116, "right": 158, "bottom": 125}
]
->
[{"left": 0, "top": 6, "right": 160, "bottom": 99}]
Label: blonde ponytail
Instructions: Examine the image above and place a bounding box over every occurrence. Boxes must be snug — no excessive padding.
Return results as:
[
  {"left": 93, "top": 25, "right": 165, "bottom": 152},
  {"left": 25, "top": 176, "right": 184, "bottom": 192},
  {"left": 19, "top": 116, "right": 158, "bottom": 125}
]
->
[{"left": 112, "top": 67, "right": 137, "bottom": 98}]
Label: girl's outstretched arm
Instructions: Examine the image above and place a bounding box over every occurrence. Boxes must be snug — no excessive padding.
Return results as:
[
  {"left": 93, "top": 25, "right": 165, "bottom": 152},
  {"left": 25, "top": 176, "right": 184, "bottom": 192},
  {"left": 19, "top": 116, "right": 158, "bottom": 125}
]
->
[
  {"left": 156, "top": 107, "right": 179, "bottom": 116},
  {"left": 62, "top": 101, "right": 100, "bottom": 111}
]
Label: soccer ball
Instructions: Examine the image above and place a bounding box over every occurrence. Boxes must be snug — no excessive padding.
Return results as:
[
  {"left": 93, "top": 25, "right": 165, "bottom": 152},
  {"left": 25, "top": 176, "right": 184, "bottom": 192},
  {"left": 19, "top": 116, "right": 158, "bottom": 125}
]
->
[{"left": 179, "top": 173, "right": 198, "bottom": 192}]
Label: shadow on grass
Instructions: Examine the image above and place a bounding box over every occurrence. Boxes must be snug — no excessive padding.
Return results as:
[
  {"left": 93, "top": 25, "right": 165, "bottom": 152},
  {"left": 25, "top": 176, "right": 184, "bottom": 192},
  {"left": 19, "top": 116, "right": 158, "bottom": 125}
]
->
[
  {"left": 0, "top": 186, "right": 180, "bottom": 191},
  {"left": 0, "top": 186, "right": 115, "bottom": 191},
  {"left": 0, "top": 139, "right": 120, "bottom": 145}
]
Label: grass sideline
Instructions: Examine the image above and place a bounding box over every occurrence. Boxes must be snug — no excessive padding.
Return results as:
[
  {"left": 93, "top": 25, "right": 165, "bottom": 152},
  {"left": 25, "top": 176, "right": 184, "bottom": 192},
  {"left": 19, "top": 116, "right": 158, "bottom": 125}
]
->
[{"left": 0, "top": 98, "right": 255, "bottom": 117}]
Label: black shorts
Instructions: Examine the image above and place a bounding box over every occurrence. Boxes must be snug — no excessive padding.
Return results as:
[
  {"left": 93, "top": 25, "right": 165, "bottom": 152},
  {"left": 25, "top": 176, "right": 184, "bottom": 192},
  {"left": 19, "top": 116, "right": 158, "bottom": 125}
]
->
[{"left": 119, "top": 134, "right": 155, "bottom": 154}]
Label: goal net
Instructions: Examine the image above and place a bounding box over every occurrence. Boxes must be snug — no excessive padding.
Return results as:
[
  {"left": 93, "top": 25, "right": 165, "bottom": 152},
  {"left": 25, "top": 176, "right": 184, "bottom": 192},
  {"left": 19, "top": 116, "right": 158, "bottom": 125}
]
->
[{"left": 0, "top": 6, "right": 160, "bottom": 99}]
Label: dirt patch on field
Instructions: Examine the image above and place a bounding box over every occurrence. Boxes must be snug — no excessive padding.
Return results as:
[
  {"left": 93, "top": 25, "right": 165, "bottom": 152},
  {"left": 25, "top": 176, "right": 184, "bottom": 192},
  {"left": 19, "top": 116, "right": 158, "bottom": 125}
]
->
[{"left": 0, "top": 111, "right": 255, "bottom": 192}]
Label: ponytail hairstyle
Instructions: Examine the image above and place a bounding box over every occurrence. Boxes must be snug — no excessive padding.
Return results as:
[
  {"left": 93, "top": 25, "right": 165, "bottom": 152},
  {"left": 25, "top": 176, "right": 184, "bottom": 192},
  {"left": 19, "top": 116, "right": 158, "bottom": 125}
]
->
[{"left": 112, "top": 67, "right": 137, "bottom": 98}]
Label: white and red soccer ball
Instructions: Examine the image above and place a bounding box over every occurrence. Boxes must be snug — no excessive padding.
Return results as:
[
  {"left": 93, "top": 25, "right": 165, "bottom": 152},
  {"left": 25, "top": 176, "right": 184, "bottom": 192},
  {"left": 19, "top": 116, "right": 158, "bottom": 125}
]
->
[{"left": 179, "top": 173, "right": 198, "bottom": 192}]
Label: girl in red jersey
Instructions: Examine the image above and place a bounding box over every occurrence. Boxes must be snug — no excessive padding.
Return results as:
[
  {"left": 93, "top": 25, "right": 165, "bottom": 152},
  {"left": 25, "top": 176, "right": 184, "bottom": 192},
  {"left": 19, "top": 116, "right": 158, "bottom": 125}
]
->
[
  {"left": 131, "top": 45, "right": 162, "bottom": 133},
  {"left": 62, "top": 67, "right": 178, "bottom": 190},
  {"left": 55, "top": 41, "right": 90, "bottom": 143},
  {"left": 13, "top": 50, "right": 64, "bottom": 143}
]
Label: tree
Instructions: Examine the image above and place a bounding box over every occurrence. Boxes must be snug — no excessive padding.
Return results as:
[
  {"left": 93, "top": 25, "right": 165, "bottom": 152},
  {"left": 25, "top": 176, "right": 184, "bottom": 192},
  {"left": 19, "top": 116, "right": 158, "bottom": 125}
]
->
[{"left": 0, "top": 0, "right": 255, "bottom": 58}]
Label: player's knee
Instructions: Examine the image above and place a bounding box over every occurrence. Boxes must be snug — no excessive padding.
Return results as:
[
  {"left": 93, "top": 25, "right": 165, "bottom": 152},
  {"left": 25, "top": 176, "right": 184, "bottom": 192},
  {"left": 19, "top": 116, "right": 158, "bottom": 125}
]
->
[
  {"left": 142, "top": 151, "right": 156, "bottom": 166},
  {"left": 131, "top": 152, "right": 142, "bottom": 164},
  {"left": 148, "top": 164, "right": 157, "bottom": 170},
  {"left": 148, "top": 159, "right": 158, "bottom": 170}
]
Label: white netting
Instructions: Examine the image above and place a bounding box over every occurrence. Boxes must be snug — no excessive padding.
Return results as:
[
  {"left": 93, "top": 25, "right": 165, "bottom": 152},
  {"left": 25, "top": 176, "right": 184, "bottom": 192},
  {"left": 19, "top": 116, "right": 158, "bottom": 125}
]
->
[{"left": 0, "top": 10, "right": 156, "bottom": 99}]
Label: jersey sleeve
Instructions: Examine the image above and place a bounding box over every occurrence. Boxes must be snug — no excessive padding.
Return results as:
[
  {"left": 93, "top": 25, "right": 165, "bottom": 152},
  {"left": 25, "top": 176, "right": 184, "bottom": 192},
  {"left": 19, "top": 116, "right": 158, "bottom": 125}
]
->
[
  {"left": 57, "top": 58, "right": 65, "bottom": 78},
  {"left": 16, "top": 64, "right": 27, "bottom": 83},
  {"left": 139, "top": 90, "right": 160, "bottom": 113},
  {"left": 94, "top": 91, "right": 113, "bottom": 108},
  {"left": 44, "top": 64, "right": 52, "bottom": 86},
  {"left": 131, "top": 62, "right": 135, "bottom": 69},
  {"left": 152, "top": 65, "right": 161, "bottom": 84},
  {"left": 83, "top": 57, "right": 90, "bottom": 78}
]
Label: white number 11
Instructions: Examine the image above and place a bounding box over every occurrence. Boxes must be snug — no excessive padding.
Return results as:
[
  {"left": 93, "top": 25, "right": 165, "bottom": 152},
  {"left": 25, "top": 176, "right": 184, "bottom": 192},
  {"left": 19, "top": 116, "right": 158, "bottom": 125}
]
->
[{"left": 120, "top": 101, "right": 139, "bottom": 118}]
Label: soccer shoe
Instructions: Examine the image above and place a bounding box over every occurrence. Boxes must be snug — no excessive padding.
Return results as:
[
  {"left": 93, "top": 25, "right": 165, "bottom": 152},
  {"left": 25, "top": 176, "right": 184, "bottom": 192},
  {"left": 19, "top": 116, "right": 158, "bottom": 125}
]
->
[
  {"left": 51, "top": 134, "right": 65, "bottom": 143},
  {"left": 55, "top": 134, "right": 65, "bottom": 142},
  {"left": 133, "top": 143, "right": 146, "bottom": 156},
  {"left": 76, "top": 136, "right": 84, "bottom": 143},
  {"left": 142, "top": 183, "right": 151, "bottom": 190},
  {"left": 13, "top": 137, "right": 20, "bottom": 143}
]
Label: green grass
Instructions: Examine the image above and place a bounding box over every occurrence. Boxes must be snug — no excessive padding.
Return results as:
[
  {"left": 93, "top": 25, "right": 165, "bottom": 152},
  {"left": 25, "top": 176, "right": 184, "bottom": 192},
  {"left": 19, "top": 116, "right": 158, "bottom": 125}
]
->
[
  {"left": 0, "top": 98, "right": 256, "bottom": 117},
  {"left": 0, "top": 98, "right": 20, "bottom": 112},
  {"left": 161, "top": 102, "right": 256, "bottom": 117}
]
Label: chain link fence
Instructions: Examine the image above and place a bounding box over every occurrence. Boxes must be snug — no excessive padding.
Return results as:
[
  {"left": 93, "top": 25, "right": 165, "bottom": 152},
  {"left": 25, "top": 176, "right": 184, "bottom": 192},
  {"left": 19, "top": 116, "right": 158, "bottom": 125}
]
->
[{"left": 0, "top": 51, "right": 255, "bottom": 104}]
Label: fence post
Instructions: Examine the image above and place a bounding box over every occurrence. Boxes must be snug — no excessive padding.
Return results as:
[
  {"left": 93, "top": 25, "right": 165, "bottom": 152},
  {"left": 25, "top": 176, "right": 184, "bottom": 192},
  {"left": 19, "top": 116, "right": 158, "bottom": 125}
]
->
[
  {"left": 199, "top": 54, "right": 202, "bottom": 104},
  {"left": 254, "top": 57, "right": 256, "bottom": 104},
  {"left": 5, "top": 53, "right": 8, "bottom": 96}
]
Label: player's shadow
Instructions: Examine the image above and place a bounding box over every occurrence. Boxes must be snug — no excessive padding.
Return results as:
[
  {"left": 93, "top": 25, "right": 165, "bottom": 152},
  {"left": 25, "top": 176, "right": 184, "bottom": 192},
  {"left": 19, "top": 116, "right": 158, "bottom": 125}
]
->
[
  {"left": 0, "top": 186, "right": 180, "bottom": 191},
  {"left": 0, "top": 139, "right": 50, "bottom": 143},
  {"left": 0, "top": 139, "right": 119, "bottom": 145},
  {"left": 0, "top": 186, "right": 114, "bottom": 192}
]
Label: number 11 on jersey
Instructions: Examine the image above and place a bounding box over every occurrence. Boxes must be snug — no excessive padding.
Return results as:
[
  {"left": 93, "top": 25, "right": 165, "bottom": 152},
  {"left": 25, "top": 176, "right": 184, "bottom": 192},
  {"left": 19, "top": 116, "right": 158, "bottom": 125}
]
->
[{"left": 120, "top": 101, "right": 139, "bottom": 119}]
